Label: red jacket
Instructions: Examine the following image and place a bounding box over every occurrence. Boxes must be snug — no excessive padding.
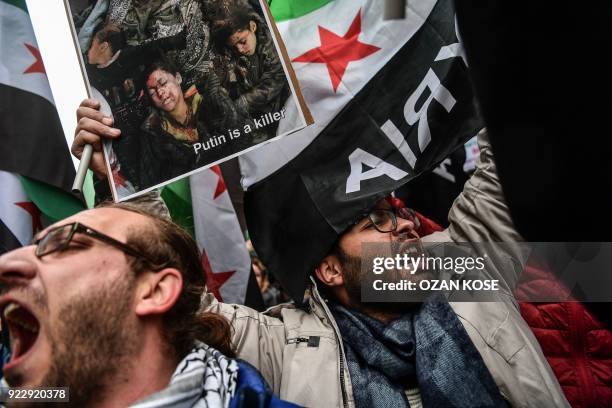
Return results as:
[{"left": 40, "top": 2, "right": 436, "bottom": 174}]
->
[{"left": 516, "top": 265, "right": 612, "bottom": 408}]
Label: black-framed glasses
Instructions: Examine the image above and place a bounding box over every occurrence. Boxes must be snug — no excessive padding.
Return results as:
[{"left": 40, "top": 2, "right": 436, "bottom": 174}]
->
[
  {"left": 365, "top": 207, "right": 420, "bottom": 233},
  {"left": 34, "top": 222, "right": 153, "bottom": 262}
]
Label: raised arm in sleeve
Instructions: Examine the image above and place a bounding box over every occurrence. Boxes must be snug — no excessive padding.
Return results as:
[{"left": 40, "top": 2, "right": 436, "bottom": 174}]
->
[{"left": 447, "top": 129, "right": 528, "bottom": 291}]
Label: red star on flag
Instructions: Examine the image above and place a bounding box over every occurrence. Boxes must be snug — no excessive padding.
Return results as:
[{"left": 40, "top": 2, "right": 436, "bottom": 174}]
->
[
  {"left": 15, "top": 202, "right": 43, "bottom": 235},
  {"left": 292, "top": 9, "right": 380, "bottom": 92},
  {"left": 201, "top": 252, "right": 235, "bottom": 301},
  {"left": 210, "top": 166, "right": 227, "bottom": 199},
  {"left": 23, "top": 43, "right": 46, "bottom": 75}
]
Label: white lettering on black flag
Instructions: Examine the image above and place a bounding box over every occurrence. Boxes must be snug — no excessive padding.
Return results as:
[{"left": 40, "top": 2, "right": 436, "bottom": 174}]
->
[
  {"left": 300, "top": 0, "right": 481, "bottom": 234},
  {"left": 244, "top": 0, "right": 483, "bottom": 300}
]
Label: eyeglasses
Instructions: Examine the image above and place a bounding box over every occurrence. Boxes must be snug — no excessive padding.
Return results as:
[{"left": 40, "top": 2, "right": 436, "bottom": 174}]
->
[
  {"left": 34, "top": 222, "right": 154, "bottom": 262},
  {"left": 364, "top": 207, "right": 420, "bottom": 233}
]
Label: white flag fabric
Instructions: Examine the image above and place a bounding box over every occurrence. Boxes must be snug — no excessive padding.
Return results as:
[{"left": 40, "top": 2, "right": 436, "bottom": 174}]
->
[
  {"left": 190, "top": 167, "right": 250, "bottom": 303},
  {"left": 0, "top": 0, "right": 53, "bottom": 104},
  {"left": 239, "top": 0, "right": 437, "bottom": 188}
]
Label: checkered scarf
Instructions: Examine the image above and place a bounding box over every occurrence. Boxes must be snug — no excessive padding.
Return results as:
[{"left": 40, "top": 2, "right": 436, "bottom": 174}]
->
[{"left": 131, "top": 342, "right": 238, "bottom": 408}]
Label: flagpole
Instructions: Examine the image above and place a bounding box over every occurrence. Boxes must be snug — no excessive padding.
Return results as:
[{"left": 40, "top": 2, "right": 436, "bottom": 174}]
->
[
  {"left": 384, "top": 0, "right": 406, "bottom": 20},
  {"left": 58, "top": 0, "right": 93, "bottom": 195},
  {"left": 72, "top": 145, "right": 92, "bottom": 194}
]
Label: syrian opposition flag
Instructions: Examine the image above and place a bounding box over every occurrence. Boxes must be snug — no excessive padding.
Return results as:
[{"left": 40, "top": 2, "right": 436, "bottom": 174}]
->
[
  {"left": 0, "top": 171, "right": 38, "bottom": 253},
  {"left": 0, "top": 0, "right": 75, "bottom": 191},
  {"left": 161, "top": 168, "right": 251, "bottom": 304},
  {"left": 241, "top": 0, "right": 482, "bottom": 300},
  {"left": 0, "top": 0, "right": 86, "bottom": 255}
]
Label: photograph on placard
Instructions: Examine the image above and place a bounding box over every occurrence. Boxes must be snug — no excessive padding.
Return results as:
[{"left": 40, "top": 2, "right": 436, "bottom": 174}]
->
[{"left": 68, "top": 0, "right": 310, "bottom": 201}]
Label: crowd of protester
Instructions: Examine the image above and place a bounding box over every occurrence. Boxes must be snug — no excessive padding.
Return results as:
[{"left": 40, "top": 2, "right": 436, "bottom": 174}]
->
[
  {"left": 3, "top": 124, "right": 601, "bottom": 407},
  {"left": 1, "top": 0, "right": 611, "bottom": 407}
]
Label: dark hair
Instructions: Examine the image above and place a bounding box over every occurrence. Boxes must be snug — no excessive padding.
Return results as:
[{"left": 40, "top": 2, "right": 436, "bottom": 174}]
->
[
  {"left": 142, "top": 60, "right": 183, "bottom": 106},
  {"left": 212, "top": 6, "right": 258, "bottom": 49},
  {"left": 98, "top": 201, "right": 235, "bottom": 359},
  {"left": 143, "top": 60, "right": 180, "bottom": 83},
  {"left": 93, "top": 23, "right": 125, "bottom": 54}
]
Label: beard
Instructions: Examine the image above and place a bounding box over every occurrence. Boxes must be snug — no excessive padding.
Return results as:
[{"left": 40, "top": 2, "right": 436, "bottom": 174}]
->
[
  {"left": 7, "top": 276, "right": 140, "bottom": 408},
  {"left": 337, "top": 236, "right": 430, "bottom": 315}
]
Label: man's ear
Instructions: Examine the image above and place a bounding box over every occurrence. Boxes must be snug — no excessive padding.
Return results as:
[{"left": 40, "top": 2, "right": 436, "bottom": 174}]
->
[
  {"left": 175, "top": 72, "right": 182, "bottom": 85},
  {"left": 250, "top": 20, "right": 257, "bottom": 33},
  {"left": 315, "top": 254, "right": 344, "bottom": 288},
  {"left": 134, "top": 268, "right": 183, "bottom": 317}
]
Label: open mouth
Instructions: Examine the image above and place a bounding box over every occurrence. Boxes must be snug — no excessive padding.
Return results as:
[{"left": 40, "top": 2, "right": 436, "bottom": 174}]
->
[
  {"left": 397, "top": 231, "right": 422, "bottom": 254},
  {"left": 396, "top": 233, "right": 425, "bottom": 274},
  {"left": 2, "top": 301, "right": 40, "bottom": 367}
]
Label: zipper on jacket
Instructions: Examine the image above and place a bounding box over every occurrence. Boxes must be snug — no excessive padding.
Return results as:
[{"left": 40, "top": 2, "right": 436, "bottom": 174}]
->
[
  {"left": 310, "top": 279, "right": 350, "bottom": 408},
  {"left": 286, "top": 336, "right": 320, "bottom": 347},
  {"left": 337, "top": 337, "right": 348, "bottom": 408},
  {"left": 286, "top": 337, "right": 308, "bottom": 345}
]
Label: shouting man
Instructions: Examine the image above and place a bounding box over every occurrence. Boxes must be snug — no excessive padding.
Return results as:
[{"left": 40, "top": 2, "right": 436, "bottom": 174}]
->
[
  {"left": 72, "top": 100, "right": 569, "bottom": 407},
  {"left": 0, "top": 203, "right": 296, "bottom": 407}
]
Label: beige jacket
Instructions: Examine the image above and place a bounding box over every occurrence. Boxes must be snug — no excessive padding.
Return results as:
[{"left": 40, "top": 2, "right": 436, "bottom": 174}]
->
[{"left": 203, "top": 130, "right": 569, "bottom": 407}]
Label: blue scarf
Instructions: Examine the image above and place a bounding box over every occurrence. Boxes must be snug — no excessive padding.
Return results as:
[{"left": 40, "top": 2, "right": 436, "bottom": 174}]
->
[{"left": 330, "top": 297, "right": 508, "bottom": 408}]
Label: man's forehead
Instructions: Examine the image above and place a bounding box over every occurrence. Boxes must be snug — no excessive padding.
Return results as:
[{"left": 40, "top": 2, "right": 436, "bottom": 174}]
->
[{"left": 44, "top": 208, "right": 149, "bottom": 239}]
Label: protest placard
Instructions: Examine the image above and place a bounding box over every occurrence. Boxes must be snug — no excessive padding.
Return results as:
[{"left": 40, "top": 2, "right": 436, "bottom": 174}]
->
[{"left": 63, "top": 0, "right": 311, "bottom": 201}]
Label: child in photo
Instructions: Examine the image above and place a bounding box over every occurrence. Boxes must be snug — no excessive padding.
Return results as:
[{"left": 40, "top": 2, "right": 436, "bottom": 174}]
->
[{"left": 213, "top": 5, "right": 290, "bottom": 138}]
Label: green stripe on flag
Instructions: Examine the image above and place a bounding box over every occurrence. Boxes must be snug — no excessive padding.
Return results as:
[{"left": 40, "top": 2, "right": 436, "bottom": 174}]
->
[
  {"left": 83, "top": 171, "right": 96, "bottom": 209},
  {"left": 19, "top": 176, "right": 86, "bottom": 223},
  {"left": 2, "top": 0, "right": 27, "bottom": 13},
  {"left": 269, "top": 0, "right": 334, "bottom": 22},
  {"left": 161, "top": 179, "right": 195, "bottom": 238}
]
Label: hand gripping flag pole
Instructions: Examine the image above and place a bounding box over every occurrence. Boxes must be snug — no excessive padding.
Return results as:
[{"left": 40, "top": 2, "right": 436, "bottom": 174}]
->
[{"left": 66, "top": 0, "right": 94, "bottom": 196}]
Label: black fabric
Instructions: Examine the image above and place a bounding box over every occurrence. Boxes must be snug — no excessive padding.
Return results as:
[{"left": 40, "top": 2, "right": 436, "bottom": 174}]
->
[
  {"left": 331, "top": 298, "right": 509, "bottom": 408},
  {"left": 455, "top": 2, "right": 612, "bottom": 326},
  {"left": 0, "top": 84, "right": 75, "bottom": 192},
  {"left": 245, "top": 0, "right": 482, "bottom": 301},
  {"left": 244, "top": 267, "right": 266, "bottom": 312},
  {"left": 246, "top": 172, "right": 337, "bottom": 301},
  {"left": 455, "top": 2, "right": 612, "bottom": 241},
  {"left": 395, "top": 143, "right": 471, "bottom": 227},
  {"left": 0, "top": 219, "right": 21, "bottom": 255}
]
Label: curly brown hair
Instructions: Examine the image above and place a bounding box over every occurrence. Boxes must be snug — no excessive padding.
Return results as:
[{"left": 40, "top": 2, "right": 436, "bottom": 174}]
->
[{"left": 98, "top": 201, "right": 235, "bottom": 359}]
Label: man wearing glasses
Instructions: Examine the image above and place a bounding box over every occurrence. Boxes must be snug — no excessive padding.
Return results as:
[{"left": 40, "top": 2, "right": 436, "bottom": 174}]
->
[
  {"left": 203, "top": 131, "right": 566, "bottom": 408},
  {"left": 71, "top": 102, "right": 568, "bottom": 407},
  {"left": 0, "top": 203, "right": 296, "bottom": 407}
]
